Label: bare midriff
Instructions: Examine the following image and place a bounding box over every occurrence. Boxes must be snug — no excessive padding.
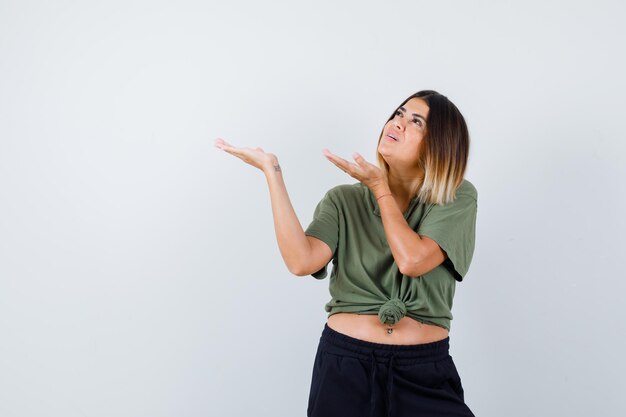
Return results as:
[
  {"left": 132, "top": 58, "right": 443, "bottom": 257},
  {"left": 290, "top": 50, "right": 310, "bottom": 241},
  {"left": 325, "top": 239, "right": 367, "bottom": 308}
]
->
[{"left": 327, "top": 312, "right": 449, "bottom": 345}]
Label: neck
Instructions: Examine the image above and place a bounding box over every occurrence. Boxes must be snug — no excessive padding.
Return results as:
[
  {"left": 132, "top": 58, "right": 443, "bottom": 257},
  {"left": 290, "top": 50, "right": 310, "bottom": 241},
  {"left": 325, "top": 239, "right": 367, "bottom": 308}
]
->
[{"left": 386, "top": 166, "right": 424, "bottom": 200}]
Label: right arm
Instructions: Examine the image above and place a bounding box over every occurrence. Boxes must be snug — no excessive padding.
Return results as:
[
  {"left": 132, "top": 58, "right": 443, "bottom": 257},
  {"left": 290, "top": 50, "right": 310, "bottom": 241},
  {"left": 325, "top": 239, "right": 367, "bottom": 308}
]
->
[
  {"left": 264, "top": 161, "right": 333, "bottom": 276},
  {"left": 214, "top": 137, "right": 332, "bottom": 277}
]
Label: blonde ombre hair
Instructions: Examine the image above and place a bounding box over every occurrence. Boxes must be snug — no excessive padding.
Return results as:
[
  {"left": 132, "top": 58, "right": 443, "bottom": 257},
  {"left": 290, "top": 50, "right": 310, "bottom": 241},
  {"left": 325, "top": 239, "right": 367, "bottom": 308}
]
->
[{"left": 376, "top": 90, "right": 470, "bottom": 205}]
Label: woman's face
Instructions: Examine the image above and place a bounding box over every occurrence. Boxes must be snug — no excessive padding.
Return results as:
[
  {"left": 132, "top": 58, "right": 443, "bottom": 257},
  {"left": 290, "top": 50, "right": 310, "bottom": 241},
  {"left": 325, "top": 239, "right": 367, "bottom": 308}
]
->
[{"left": 378, "top": 97, "right": 429, "bottom": 169}]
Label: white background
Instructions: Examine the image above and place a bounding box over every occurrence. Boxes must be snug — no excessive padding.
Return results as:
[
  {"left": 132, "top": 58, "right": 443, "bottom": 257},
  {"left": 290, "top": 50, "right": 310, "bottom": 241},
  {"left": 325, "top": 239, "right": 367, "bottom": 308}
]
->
[{"left": 1, "top": 1, "right": 625, "bottom": 416}]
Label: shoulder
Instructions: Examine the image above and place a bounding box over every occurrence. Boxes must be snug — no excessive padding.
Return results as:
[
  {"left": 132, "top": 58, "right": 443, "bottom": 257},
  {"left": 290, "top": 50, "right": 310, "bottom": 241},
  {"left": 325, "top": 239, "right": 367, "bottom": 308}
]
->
[
  {"left": 320, "top": 183, "right": 370, "bottom": 212},
  {"left": 427, "top": 179, "right": 477, "bottom": 210},
  {"left": 326, "top": 182, "right": 365, "bottom": 199},
  {"left": 456, "top": 179, "right": 478, "bottom": 201}
]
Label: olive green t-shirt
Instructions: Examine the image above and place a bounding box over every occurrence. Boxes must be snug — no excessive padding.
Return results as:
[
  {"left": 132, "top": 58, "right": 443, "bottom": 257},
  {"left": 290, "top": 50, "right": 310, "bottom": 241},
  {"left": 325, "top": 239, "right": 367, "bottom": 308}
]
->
[{"left": 304, "top": 179, "right": 478, "bottom": 331}]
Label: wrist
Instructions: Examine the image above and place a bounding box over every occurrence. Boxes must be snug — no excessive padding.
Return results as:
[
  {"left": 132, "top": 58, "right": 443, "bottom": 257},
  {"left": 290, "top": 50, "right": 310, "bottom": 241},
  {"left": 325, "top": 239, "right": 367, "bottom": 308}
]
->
[
  {"left": 372, "top": 182, "right": 390, "bottom": 199},
  {"left": 263, "top": 159, "right": 282, "bottom": 176}
]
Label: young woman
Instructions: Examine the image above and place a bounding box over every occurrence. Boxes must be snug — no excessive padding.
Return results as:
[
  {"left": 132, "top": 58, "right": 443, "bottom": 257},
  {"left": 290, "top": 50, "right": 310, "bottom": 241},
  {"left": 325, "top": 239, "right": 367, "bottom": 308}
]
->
[{"left": 214, "top": 90, "right": 477, "bottom": 417}]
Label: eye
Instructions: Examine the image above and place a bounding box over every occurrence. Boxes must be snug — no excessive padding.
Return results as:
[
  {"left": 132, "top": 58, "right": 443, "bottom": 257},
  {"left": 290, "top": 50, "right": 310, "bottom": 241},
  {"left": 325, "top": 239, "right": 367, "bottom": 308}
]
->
[{"left": 394, "top": 110, "right": 422, "bottom": 127}]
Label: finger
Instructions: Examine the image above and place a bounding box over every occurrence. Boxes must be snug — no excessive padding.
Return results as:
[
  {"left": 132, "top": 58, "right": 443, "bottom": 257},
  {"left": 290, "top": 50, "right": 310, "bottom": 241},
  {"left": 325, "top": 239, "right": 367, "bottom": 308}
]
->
[
  {"left": 352, "top": 152, "right": 365, "bottom": 166},
  {"left": 354, "top": 152, "right": 374, "bottom": 166},
  {"left": 323, "top": 149, "right": 364, "bottom": 177},
  {"left": 325, "top": 154, "right": 350, "bottom": 172},
  {"left": 215, "top": 139, "right": 247, "bottom": 157},
  {"left": 327, "top": 155, "right": 362, "bottom": 178},
  {"left": 220, "top": 143, "right": 249, "bottom": 158},
  {"left": 215, "top": 138, "right": 236, "bottom": 150},
  {"left": 324, "top": 149, "right": 352, "bottom": 171}
]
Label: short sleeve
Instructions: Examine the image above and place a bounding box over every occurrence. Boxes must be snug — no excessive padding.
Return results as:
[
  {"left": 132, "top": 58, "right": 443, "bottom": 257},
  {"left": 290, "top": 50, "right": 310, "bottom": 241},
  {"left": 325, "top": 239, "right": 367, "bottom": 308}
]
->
[
  {"left": 304, "top": 189, "right": 340, "bottom": 279},
  {"left": 417, "top": 192, "right": 477, "bottom": 282}
]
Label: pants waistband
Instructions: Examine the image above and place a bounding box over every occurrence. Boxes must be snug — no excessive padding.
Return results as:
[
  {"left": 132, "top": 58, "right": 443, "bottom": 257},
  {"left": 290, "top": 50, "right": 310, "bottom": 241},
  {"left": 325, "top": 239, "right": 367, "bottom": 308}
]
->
[
  {"left": 319, "top": 323, "right": 451, "bottom": 417},
  {"left": 320, "top": 322, "right": 450, "bottom": 364}
]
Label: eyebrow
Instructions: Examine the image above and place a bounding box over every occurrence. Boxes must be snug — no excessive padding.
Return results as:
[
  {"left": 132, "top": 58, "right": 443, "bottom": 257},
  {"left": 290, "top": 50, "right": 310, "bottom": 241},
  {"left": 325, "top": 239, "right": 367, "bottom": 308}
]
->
[{"left": 398, "top": 106, "right": 427, "bottom": 124}]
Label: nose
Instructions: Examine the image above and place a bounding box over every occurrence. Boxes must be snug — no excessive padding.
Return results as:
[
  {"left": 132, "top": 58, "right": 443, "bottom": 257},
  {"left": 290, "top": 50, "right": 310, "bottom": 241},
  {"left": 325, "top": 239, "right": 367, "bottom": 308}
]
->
[{"left": 393, "top": 119, "right": 404, "bottom": 131}]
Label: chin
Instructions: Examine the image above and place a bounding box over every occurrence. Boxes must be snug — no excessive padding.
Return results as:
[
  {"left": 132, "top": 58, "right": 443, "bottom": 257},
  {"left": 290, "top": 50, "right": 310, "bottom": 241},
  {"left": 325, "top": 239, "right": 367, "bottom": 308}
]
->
[{"left": 377, "top": 146, "right": 392, "bottom": 159}]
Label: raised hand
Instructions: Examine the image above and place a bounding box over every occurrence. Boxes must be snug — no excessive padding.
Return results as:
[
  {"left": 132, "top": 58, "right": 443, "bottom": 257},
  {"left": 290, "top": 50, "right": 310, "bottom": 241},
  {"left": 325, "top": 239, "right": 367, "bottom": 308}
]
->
[
  {"left": 323, "top": 148, "right": 385, "bottom": 190},
  {"left": 214, "top": 138, "right": 279, "bottom": 174}
]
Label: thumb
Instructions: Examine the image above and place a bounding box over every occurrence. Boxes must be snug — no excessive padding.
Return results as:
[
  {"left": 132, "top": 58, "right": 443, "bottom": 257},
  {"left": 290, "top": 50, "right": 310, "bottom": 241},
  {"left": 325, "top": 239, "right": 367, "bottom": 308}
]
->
[{"left": 352, "top": 152, "right": 365, "bottom": 165}]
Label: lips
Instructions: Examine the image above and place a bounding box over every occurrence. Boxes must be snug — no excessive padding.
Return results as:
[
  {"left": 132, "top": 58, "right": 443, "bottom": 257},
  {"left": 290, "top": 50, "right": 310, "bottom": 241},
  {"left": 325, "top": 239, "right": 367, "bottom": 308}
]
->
[{"left": 387, "top": 133, "right": 399, "bottom": 141}]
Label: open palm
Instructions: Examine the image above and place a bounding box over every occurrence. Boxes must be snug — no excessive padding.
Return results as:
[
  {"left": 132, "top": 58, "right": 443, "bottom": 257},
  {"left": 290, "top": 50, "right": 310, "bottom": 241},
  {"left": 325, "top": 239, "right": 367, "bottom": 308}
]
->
[{"left": 214, "top": 138, "right": 278, "bottom": 173}]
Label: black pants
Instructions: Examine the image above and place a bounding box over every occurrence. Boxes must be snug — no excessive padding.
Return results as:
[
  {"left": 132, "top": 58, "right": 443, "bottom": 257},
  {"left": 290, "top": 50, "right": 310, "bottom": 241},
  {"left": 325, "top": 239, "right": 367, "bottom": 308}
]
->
[{"left": 307, "top": 323, "right": 475, "bottom": 417}]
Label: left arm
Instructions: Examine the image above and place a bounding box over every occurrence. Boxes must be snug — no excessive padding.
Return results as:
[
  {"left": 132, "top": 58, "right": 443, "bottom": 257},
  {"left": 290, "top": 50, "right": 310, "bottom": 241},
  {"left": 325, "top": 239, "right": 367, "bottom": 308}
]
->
[
  {"left": 321, "top": 149, "right": 447, "bottom": 277},
  {"left": 373, "top": 183, "right": 447, "bottom": 277}
]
